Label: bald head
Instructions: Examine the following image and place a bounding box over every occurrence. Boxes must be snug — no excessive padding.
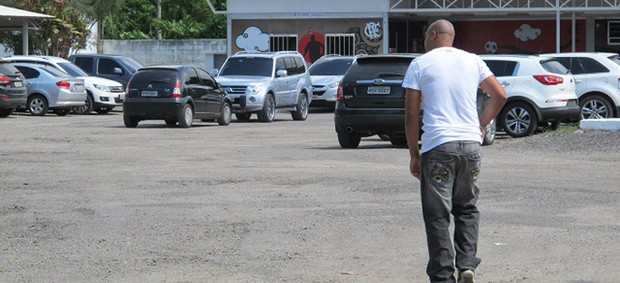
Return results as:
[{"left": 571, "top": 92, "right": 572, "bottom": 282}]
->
[{"left": 424, "top": 19, "right": 455, "bottom": 51}]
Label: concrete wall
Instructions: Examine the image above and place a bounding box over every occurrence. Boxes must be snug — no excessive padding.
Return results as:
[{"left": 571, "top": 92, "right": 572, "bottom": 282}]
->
[{"left": 100, "top": 39, "right": 227, "bottom": 70}]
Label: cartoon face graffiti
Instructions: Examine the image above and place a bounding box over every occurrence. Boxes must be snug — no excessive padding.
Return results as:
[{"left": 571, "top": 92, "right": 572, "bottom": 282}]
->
[
  {"left": 485, "top": 41, "right": 498, "bottom": 53},
  {"left": 236, "top": 26, "right": 270, "bottom": 52}
]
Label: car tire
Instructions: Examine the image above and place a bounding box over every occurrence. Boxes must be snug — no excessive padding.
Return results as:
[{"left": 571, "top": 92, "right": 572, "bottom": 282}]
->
[
  {"left": 124, "top": 115, "right": 139, "bottom": 128},
  {"left": 95, "top": 107, "right": 112, "bottom": 114},
  {"left": 337, "top": 131, "right": 361, "bottom": 149},
  {"left": 54, "top": 109, "right": 70, "bottom": 116},
  {"left": 500, "top": 102, "right": 538, "bottom": 138},
  {"left": 217, "top": 102, "right": 232, "bottom": 126},
  {"left": 72, "top": 94, "right": 93, "bottom": 115},
  {"left": 165, "top": 119, "right": 177, "bottom": 126},
  {"left": 27, "top": 95, "right": 48, "bottom": 116},
  {"left": 258, "top": 94, "right": 275, "bottom": 122},
  {"left": 291, "top": 93, "right": 309, "bottom": 121},
  {"left": 235, "top": 113, "right": 252, "bottom": 121},
  {"left": 0, "top": 108, "right": 13, "bottom": 117},
  {"left": 580, "top": 95, "right": 614, "bottom": 119},
  {"left": 482, "top": 119, "right": 496, "bottom": 145},
  {"left": 177, "top": 104, "right": 193, "bottom": 128}
]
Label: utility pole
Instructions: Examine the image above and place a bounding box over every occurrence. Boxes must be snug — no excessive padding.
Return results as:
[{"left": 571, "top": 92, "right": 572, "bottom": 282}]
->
[{"left": 157, "top": 0, "right": 162, "bottom": 40}]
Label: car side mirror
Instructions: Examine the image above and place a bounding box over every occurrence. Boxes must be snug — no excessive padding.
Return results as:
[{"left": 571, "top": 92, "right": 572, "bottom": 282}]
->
[
  {"left": 276, "top": 69, "right": 288, "bottom": 77},
  {"left": 114, "top": 67, "right": 123, "bottom": 75},
  {"left": 210, "top": 69, "right": 219, "bottom": 76}
]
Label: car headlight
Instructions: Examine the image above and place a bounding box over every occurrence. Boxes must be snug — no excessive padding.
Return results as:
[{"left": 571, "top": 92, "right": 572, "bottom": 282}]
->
[
  {"left": 327, "top": 82, "right": 340, "bottom": 89},
  {"left": 93, "top": 84, "right": 112, "bottom": 92},
  {"left": 246, "top": 83, "right": 266, "bottom": 96}
]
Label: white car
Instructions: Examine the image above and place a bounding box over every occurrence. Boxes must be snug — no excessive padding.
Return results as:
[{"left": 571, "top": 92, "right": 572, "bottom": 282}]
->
[
  {"left": 3, "top": 56, "right": 124, "bottom": 114},
  {"left": 541, "top": 52, "right": 620, "bottom": 119},
  {"left": 480, "top": 54, "right": 580, "bottom": 137},
  {"left": 308, "top": 55, "right": 354, "bottom": 107}
]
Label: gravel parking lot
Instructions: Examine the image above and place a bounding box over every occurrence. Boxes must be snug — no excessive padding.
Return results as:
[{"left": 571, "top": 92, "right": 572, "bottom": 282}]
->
[{"left": 1, "top": 109, "right": 619, "bottom": 283}]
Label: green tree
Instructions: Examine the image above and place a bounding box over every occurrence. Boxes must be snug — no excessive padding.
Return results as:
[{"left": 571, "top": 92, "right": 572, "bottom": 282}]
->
[{"left": 70, "top": 0, "right": 123, "bottom": 53}]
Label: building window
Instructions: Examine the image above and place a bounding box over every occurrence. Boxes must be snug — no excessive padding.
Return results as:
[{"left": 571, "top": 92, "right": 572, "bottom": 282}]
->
[
  {"left": 608, "top": 21, "right": 620, "bottom": 45},
  {"left": 325, "top": 33, "right": 356, "bottom": 56},
  {"left": 270, "top": 34, "right": 298, "bottom": 52}
]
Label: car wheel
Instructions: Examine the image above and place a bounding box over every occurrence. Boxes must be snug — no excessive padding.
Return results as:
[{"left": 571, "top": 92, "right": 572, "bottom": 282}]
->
[
  {"left": 482, "top": 119, "right": 496, "bottom": 145},
  {"left": 258, "top": 94, "right": 276, "bottom": 122},
  {"left": 54, "top": 109, "right": 71, "bottom": 116},
  {"left": 123, "top": 115, "right": 139, "bottom": 128},
  {"left": 95, "top": 107, "right": 112, "bottom": 114},
  {"left": 389, "top": 135, "right": 408, "bottom": 147},
  {"left": 291, "top": 93, "right": 309, "bottom": 121},
  {"left": 72, "top": 94, "right": 93, "bottom": 115},
  {"left": 337, "top": 131, "right": 361, "bottom": 148},
  {"left": 500, "top": 102, "right": 538, "bottom": 138},
  {"left": 235, "top": 113, "right": 252, "bottom": 121},
  {"left": 0, "top": 108, "right": 13, "bottom": 117},
  {"left": 28, "top": 95, "right": 48, "bottom": 116},
  {"left": 165, "top": 119, "right": 177, "bottom": 126},
  {"left": 177, "top": 104, "right": 193, "bottom": 128},
  {"left": 217, "top": 102, "right": 232, "bottom": 126},
  {"left": 580, "top": 95, "right": 614, "bottom": 119},
  {"left": 378, "top": 134, "right": 391, "bottom": 141}
]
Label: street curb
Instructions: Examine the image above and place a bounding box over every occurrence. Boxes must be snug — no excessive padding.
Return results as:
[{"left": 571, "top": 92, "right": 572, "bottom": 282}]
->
[{"left": 580, "top": 118, "right": 620, "bottom": 131}]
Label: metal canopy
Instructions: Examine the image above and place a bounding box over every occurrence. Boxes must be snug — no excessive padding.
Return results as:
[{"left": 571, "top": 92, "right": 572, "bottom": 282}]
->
[{"left": 0, "top": 5, "right": 54, "bottom": 55}]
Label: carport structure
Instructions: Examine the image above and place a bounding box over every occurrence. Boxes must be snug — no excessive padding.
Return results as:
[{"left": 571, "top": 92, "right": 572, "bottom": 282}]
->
[{"left": 0, "top": 5, "right": 53, "bottom": 55}]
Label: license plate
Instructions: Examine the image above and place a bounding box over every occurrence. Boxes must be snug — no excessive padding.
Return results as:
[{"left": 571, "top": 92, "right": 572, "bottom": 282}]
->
[
  {"left": 141, "top": 90, "right": 159, "bottom": 97},
  {"left": 13, "top": 81, "right": 23, "bottom": 87},
  {"left": 367, "top": 86, "right": 391, "bottom": 95},
  {"left": 74, "top": 85, "right": 84, "bottom": 92}
]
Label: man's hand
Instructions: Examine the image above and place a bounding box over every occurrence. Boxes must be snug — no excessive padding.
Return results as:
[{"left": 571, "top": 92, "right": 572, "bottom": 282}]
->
[{"left": 410, "top": 155, "right": 421, "bottom": 180}]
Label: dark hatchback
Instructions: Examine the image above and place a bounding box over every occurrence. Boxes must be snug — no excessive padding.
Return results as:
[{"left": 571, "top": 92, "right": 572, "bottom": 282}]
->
[
  {"left": 123, "top": 65, "right": 232, "bottom": 128},
  {"left": 0, "top": 60, "right": 27, "bottom": 117},
  {"left": 334, "top": 54, "right": 419, "bottom": 148}
]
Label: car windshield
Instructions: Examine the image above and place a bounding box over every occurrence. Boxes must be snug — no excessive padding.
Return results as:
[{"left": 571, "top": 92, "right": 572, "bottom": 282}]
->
[
  {"left": 122, "top": 57, "right": 144, "bottom": 74},
  {"left": 0, "top": 62, "right": 20, "bottom": 75},
  {"left": 36, "top": 65, "right": 71, "bottom": 78},
  {"left": 309, "top": 58, "right": 353, "bottom": 76},
  {"left": 607, "top": 55, "right": 620, "bottom": 66},
  {"left": 219, "top": 57, "right": 273, "bottom": 76},
  {"left": 541, "top": 59, "right": 569, "bottom": 74},
  {"left": 130, "top": 69, "right": 177, "bottom": 88},
  {"left": 58, "top": 62, "right": 88, "bottom": 77}
]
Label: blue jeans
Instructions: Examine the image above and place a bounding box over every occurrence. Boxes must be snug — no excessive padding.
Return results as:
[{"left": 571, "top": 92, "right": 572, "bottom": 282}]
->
[{"left": 420, "top": 141, "right": 482, "bottom": 283}]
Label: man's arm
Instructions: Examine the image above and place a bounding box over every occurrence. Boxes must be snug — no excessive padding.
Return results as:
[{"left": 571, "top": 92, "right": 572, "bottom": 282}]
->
[
  {"left": 479, "top": 76, "right": 508, "bottom": 129},
  {"left": 405, "top": 88, "right": 422, "bottom": 179}
]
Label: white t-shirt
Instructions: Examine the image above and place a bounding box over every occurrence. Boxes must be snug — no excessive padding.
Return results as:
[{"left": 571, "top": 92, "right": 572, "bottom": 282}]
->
[{"left": 402, "top": 47, "right": 493, "bottom": 153}]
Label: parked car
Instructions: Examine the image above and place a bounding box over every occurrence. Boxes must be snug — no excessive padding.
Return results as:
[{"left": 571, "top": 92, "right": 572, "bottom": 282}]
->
[
  {"left": 480, "top": 54, "right": 580, "bottom": 137},
  {"left": 540, "top": 52, "right": 620, "bottom": 119},
  {"left": 0, "top": 60, "right": 27, "bottom": 117},
  {"left": 308, "top": 55, "right": 354, "bottom": 107},
  {"left": 68, "top": 54, "right": 143, "bottom": 88},
  {"left": 4, "top": 55, "right": 124, "bottom": 114},
  {"left": 13, "top": 63, "right": 86, "bottom": 116},
  {"left": 123, "top": 65, "right": 232, "bottom": 128},
  {"left": 214, "top": 51, "right": 313, "bottom": 122}
]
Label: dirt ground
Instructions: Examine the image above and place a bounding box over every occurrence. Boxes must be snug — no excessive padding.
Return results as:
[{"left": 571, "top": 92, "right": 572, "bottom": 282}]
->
[{"left": 0, "top": 109, "right": 618, "bottom": 283}]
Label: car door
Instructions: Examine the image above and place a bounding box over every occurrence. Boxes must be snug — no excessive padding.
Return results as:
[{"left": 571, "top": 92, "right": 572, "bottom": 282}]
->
[
  {"left": 184, "top": 68, "right": 208, "bottom": 114},
  {"left": 196, "top": 67, "right": 223, "bottom": 114},
  {"left": 96, "top": 58, "right": 127, "bottom": 86},
  {"left": 273, "top": 57, "right": 290, "bottom": 107},
  {"left": 574, "top": 57, "right": 611, "bottom": 96},
  {"left": 15, "top": 66, "right": 39, "bottom": 94},
  {"left": 284, "top": 56, "right": 299, "bottom": 105},
  {"left": 556, "top": 57, "right": 588, "bottom": 97},
  {"left": 484, "top": 59, "right": 516, "bottom": 95}
]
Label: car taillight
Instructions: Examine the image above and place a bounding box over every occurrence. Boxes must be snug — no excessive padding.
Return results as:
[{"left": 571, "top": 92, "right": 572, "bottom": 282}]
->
[
  {"left": 533, "top": 75, "right": 563, "bottom": 85},
  {"left": 125, "top": 81, "right": 131, "bottom": 99},
  {"left": 172, "top": 80, "right": 182, "bottom": 98},
  {"left": 336, "top": 82, "right": 344, "bottom": 101},
  {"left": 56, "top": 80, "right": 71, "bottom": 89},
  {"left": 0, "top": 75, "right": 10, "bottom": 84}
]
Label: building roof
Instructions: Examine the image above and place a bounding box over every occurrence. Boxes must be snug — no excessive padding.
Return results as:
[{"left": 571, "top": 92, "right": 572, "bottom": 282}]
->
[{"left": 0, "top": 5, "right": 53, "bottom": 29}]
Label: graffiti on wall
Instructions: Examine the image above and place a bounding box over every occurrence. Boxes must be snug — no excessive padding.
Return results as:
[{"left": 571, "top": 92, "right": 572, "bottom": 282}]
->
[
  {"left": 347, "top": 21, "right": 383, "bottom": 55},
  {"left": 235, "top": 26, "right": 270, "bottom": 52},
  {"left": 299, "top": 31, "right": 325, "bottom": 64}
]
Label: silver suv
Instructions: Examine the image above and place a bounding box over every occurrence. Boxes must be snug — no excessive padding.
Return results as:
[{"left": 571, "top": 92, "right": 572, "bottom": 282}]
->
[{"left": 214, "top": 51, "right": 313, "bottom": 122}]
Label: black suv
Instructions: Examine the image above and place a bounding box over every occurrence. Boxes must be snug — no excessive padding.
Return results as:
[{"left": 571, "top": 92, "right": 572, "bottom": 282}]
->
[
  {"left": 0, "top": 60, "right": 27, "bottom": 117},
  {"left": 123, "top": 65, "right": 232, "bottom": 128},
  {"left": 334, "top": 54, "right": 418, "bottom": 148},
  {"left": 69, "top": 54, "right": 143, "bottom": 87}
]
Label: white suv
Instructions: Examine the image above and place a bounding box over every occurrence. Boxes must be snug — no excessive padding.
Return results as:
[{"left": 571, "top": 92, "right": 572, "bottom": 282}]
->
[
  {"left": 541, "top": 52, "right": 620, "bottom": 119},
  {"left": 214, "top": 51, "right": 313, "bottom": 122},
  {"left": 480, "top": 55, "right": 580, "bottom": 137},
  {"left": 3, "top": 56, "right": 124, "bottom": 114}
]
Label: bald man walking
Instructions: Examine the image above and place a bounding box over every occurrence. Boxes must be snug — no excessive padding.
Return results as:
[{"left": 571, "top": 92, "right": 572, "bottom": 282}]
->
[{"left": 402, "top": 20, "right": 507, "bottom": 283}]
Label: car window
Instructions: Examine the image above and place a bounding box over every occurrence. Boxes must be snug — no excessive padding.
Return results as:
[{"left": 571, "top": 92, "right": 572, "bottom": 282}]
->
[
  {"left": 15, "top": 66, "right": 40, "bottom": 79},
  {"left": 275, "top": 58, "right": 286, "bottom": 72},
  {"left": 0, "top": 62, "right": 21, "bottom": 75},
  {"left": 219, "top": 57, "right": 273, "bottom": 77},
  {"left": 576, "top": 57, "right": 609, "bottom": 73},
  {"left": 130, "top": 69, "right": 177, "bottom": 89},
  {"left": 121, "top": 57, "right": 143, "bottom": 74},
  {"left": 553, "top": 57, "right": 576, "bottom": 73},
  {"left": 294, "top": 56, "right": 306, "bottom": 74},
  {"left": 540, "top": 59, "right": 569, "bottom": 75},
  {"left": 37, "top": 65, "right": 71, "bottom": 78},
  {"left": 347, "top": 57, "right": 413, "bottom": 79},
  {"left": 184, "top": 68, "right": 199, "bottom": 85},
  {"left": 197, "top": 67, "right": 216, "bottom": 87},
  {"left": 99, "top": 58, "right": 123, "bottom": 75},
  {"left": 483, "top": 60, "right": 517, "bottom": 77},
  {"left": 73, "top": 57, "right": 94, "bottom": 73},
  {"left": 285, "top": 57, "right": 297, "bottom": 75},
  {"left": 58, "top": 62, "right": 88, "bottom": 77},
  {"left": 309, "top": 58, "right": 353, "bottom": 76},
  {"left": 607, "top": 55, "right": 620, "bottom": 66}
]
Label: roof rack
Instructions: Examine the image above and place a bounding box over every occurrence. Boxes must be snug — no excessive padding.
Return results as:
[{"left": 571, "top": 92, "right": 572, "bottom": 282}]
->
[{"left": 234, "top": 51, "right": 301, "bottom": 56}]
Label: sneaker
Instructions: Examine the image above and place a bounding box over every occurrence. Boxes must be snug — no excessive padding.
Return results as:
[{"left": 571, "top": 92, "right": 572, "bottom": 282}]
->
[{"left": 458, "top": 269, "right": 475, "bottom": 283}]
